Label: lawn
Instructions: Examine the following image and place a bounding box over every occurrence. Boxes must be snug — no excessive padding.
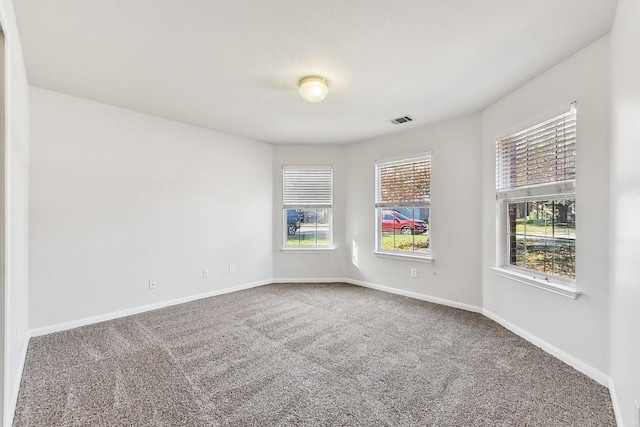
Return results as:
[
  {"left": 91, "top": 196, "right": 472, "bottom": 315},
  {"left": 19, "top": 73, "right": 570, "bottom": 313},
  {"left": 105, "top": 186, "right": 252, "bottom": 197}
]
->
[
  {"left": 515, "top": 219, "right": 575, "bottom": 236},
  {"left": 381, "top": 233, "right": 429, "bottom": 252},
  {"left": 286, "top": 233, "right": 330, "bottom": 246}
]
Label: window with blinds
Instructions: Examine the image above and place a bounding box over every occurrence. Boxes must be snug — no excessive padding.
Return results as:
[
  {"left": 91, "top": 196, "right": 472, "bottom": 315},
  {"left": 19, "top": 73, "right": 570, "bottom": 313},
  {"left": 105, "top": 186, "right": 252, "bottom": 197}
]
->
[
  {"left": 283, "top": 167, "right": 333, "bottom": 208},
  {"left": 375, "top": 155, "right": 431, "bottom": 207},
  {"left": 496, "top": 105, "right": 576, "bottom": 199},
  {"left": 282, "top": 166, "right": 333, "bottom": 249},
  {"left": 375, "top": 154, "right": 431, "bottom": 257},
  {"left": 495, "top": 104, "right": 577, "bottom": 284}
]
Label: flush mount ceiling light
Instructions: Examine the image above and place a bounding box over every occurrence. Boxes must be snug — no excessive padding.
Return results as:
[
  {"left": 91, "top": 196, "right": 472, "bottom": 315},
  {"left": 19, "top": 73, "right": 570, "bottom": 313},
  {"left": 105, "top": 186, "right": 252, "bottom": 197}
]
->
[{"left": 298, "top": 76, "right": 329, "bottom": 103}]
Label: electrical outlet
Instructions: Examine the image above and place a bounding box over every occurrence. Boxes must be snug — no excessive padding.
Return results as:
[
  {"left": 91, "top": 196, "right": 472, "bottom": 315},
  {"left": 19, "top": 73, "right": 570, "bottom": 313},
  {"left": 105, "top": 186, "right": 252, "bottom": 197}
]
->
[
  {"left": 410, "top": 268, "right": 418, "bottom": 278},
  {"left": 149, "top": 279, "right": 158, "bottom": 290},
  {"left": 203, "top": 268, "right": 209, "bottom": 278},
  {"left": 635, "top": 400, "right": 640, "bottom": 427},
  {"left": 229, "top": 264, "right": 236, "bottom": 274}
]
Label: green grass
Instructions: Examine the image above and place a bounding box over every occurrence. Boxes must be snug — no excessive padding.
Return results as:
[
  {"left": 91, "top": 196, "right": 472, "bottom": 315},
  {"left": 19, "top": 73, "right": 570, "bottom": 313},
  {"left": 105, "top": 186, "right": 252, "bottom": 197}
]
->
[
  {"left": 381, "top": 233, "right": 429, "bottom": 252},
  {"left": 515, "top": 219, "right": 575, "bottom": 235},
  {"left": 286, "top": 234, "right": 330, "bottom": 246}
]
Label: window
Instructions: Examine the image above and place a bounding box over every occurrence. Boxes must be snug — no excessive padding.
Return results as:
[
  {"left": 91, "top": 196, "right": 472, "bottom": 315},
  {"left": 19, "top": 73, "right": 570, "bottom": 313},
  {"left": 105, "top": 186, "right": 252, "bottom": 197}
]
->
[
  {"left": 282, "top": 166, "right": 333, "bottom": 249},
  {"left": 496, "top": 105, "right": 576, "bottom": 283},
  {"left": 375, "top": 153, "right": 431, "bottom": 257}
]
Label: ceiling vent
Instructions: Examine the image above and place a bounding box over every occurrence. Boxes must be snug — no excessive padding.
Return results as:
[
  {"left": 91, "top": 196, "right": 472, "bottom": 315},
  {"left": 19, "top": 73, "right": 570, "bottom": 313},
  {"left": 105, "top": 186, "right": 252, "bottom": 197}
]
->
[{"left": 389, "top": 115, "right": 414, "bottom": 125}]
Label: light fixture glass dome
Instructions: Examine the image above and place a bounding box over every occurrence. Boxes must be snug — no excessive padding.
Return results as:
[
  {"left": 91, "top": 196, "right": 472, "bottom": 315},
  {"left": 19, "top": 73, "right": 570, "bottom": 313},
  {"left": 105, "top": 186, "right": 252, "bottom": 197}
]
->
[{"left": 299, "top": 76, "right": 328, "bottom": 103}]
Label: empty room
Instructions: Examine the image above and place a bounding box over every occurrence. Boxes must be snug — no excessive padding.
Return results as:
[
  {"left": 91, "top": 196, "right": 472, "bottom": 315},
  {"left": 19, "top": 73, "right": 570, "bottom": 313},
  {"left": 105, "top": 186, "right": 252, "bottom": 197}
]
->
[{"left": 0, "top": 0, "right": 637, "bottom": 425}]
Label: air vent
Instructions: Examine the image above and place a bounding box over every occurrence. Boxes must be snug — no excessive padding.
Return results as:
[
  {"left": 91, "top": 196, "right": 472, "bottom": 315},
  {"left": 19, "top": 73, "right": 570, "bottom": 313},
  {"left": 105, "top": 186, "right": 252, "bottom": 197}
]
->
[{"left": 389, "top": 115, "right": 414, "bottom": 125}]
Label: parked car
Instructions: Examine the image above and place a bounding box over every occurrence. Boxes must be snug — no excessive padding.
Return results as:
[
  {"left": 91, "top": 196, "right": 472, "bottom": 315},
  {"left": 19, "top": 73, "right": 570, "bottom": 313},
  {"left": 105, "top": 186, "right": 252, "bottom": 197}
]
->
[
  {"left": 394, "top": 207, "right": 429, "bottom": 222},
  {"left": 381, "top": 210, "right": 427, "bottom": 235},
  {"left": 287, "top": 209, "right": 303, "bottom": 235}
]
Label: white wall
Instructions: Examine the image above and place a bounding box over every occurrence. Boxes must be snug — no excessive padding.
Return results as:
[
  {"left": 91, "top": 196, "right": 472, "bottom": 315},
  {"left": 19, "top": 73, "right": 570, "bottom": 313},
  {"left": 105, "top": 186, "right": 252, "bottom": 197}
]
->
[
  {"left": 610, "top": 0, "right": 640, "bottom": 424},
  {"left": 272, "top": 144, "right": 348, "bottom": 280},
  {"left": 345, "top": 113, "right": 483, "bottom": 308},
  {"left": 29, "top": 88, "right": 273, "bottom": 330},
  {"left": 482, "top": 36, "right": 610, "bottom": 377},
  {"left": 0, "top": 0, "right": 30, "bottom": 424}
]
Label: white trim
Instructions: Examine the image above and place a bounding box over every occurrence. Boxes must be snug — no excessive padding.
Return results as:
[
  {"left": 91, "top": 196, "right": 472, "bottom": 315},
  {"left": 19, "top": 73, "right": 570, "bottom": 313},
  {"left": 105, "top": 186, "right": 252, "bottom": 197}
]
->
[
  {"left": 607, "top": 377, "right": 624, "bottom": 427},
  {"left": 491, "top": 267, "right": 580, "bottom": 299},
  {"left": 347, "top": 279, "right": 482, "bottom": 313},
  {"left": 482, "top": 308, "right": 608, "bottom": 387},
  {"left": 374, "top": 251, "right": 434, "bottom": 263},
  {"left": 5, "top": 331, "right": 29, "bottom": 427},
  {"left": 30, "top": 279, "right": 272, "bottom": 337},
  {"left": 280, "top": 248, "right": 336, "bottom": 253},
  {"left": 273, "top": 277, "right": 481, "bottom": 314},
  {"left": 497, "top": 180, "right": 576, "bottom": 200},
  {"left": 272, "top": 277, "right": 349, "bottom": 284}
]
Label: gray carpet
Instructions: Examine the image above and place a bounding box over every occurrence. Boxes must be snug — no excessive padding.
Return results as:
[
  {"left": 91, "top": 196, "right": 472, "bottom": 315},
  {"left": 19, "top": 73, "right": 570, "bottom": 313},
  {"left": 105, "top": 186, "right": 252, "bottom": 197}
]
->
[{"left": 14, "top": 283, "right": 615, "bottom": 426}]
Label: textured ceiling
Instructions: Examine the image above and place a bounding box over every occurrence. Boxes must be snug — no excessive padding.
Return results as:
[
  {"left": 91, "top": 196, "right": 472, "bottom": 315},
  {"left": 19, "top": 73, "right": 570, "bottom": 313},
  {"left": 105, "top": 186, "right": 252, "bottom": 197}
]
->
[{"left": 15, "top": 0, "right": 617, "bottom": 144}]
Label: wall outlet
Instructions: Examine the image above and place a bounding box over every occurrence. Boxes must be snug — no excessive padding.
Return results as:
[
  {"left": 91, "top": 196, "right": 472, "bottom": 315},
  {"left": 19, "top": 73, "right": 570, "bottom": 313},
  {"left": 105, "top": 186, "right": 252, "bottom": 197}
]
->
[
  {"left": 203, "top": 268, "right": 209, "bottom": 278},
  {"left": 229, "top": 264, "right": 236, "bottom": 274},
  {"left": 149, "top": 279, "right": 158, "bottom": 290},
  {"left": 410, "top": 268, "right": 418, "bottom": 278},
  {"left": 635, "top": 400, "right": 640, "bottom": 427}
]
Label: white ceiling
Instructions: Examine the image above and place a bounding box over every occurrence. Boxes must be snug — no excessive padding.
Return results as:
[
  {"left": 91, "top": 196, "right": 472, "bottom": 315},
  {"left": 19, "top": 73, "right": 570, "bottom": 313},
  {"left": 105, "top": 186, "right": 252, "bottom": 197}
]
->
[{"left": 14, "top": 0, "right": 616, "bottom": 144}]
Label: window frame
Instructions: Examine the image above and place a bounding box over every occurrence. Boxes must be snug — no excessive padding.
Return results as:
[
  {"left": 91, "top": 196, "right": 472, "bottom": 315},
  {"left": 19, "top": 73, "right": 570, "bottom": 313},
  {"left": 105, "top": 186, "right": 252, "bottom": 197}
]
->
[
  {"left": 374, "top": 153, "right": 432, "bottom": 260},
  {"left": 281, "top": 165, "right": 334, "bottom": 251},
  {"left": 495, "top": 104, "right": 578, "bottom": 291}
]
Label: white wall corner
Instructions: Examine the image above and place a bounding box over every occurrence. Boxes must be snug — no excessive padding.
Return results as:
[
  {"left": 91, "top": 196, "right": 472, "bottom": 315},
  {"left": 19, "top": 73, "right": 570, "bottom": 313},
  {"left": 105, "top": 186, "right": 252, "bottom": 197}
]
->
[{"left": 607, "top": 377, "right": 625, "bottom": 427}]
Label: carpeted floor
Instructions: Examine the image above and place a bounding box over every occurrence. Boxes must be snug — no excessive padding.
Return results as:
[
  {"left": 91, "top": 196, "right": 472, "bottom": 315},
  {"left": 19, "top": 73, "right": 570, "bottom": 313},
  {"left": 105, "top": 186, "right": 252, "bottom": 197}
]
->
[{"left": 14, "top": 283, "right": 615, "bottom": 426}]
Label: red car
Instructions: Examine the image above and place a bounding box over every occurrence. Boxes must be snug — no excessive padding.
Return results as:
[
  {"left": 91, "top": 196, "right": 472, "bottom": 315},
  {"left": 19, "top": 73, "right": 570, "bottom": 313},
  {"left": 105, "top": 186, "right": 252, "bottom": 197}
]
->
[{"left": 381, "top": 210, "right": 428, "bottom": 235}]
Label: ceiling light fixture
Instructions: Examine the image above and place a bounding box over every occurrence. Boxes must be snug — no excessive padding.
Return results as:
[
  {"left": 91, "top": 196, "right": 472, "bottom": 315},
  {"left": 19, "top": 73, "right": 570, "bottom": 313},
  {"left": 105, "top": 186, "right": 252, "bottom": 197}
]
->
[{"left": 298, "top": 76, "right": 329, "bottom": 103}]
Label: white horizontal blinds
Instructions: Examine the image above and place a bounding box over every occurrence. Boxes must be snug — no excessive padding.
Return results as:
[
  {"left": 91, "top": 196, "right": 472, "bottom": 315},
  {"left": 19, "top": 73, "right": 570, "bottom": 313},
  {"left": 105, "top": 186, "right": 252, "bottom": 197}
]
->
[
  {"left": 283, "top": 166, "right": 333, "bottom": 208},
  {"left": 375, "top": 154, "right": 431, "bottom": 208},
  {"left": 496, "top": 107, "right": 576, "bottom": 195}
]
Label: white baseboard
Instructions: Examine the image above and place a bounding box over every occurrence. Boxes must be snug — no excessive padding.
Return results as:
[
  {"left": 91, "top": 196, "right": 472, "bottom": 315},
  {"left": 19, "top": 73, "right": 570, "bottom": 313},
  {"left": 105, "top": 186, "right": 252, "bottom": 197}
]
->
[
  {"left": 482, "top": 308, "right": 609, "bottom": 387},
  {"left": 30, "top": 279, "right": 272, "bottom": 337},
  {"left": 28, "top": 277, "right": 479, "bottom": 336},
  {"left": 346, "top": 279, "right": 483, "bottom": 313},
  {"left": 271, "top": 277, "right": 350, "bottom": 284},
  {"left": 608, "top": 377, "right": 624, "bottom": 427},
  {"left": 5, "top": 332, "right": 31, "bottom": 427},
  {"left": 274, "top": 277, "right": 483, "bottom": 315}
]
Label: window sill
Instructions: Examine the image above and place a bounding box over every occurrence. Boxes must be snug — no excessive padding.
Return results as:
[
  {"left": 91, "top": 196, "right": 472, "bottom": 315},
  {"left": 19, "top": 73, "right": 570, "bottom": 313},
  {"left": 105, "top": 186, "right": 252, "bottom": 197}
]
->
[
  {"left": 374, "top": 251, "right": 434, "bottom": 263},
  {"left": 491, "top": 267, "right": 580, "bottom": 299},
  {"left": 280, "top": 247, "right": 336, "bottom": 253}
]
